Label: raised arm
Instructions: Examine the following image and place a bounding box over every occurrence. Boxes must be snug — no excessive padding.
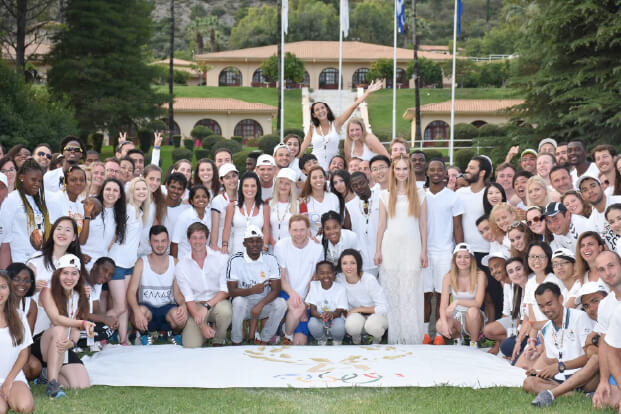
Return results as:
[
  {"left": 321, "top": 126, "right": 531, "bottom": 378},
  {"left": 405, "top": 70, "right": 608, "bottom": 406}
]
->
[
  {"left": 299, "top": 125, "right": 314, "bottom": 158},
  {"left": 365, "top": 133, "right": 390, "bottom": 158},
  {"left": 334, "top": 80, "right": 383, "bottom": 130}
]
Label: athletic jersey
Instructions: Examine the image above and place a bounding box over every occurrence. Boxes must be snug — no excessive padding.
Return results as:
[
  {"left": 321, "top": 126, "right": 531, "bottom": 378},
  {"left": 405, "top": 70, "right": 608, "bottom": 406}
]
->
[{"left": 138, "top": 256, "right": 175, "bottom": 307}]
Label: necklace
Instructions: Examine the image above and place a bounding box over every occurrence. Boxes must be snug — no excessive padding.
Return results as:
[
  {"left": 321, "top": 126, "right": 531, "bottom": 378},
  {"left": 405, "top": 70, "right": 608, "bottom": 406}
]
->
[
  {"left": 242, "top": 202, "right": 256, "bottom": 227},
  {"left": 551, "top": 308, "right": 568, "bottom": 361},
  {"left": 359, "top": 197, "right": 372, "bottom": 237},
  {"left": 275, "top": 201, "right": 290, "bottom": 236},
  {"left": 316, "top": 123, "right": 331, "bottom": 163}
]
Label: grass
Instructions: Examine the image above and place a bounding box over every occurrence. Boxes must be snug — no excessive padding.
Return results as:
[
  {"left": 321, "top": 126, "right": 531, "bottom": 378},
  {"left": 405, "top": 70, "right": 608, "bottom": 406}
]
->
[
  {"left": 366, "top": 87, "right": 523, "bottom": 139},
  {"left": 30, "top": 385, "right": 604, "bottom": 413},
  {"left": 157, "top": 85, "right": 304, "bottom": 131}
]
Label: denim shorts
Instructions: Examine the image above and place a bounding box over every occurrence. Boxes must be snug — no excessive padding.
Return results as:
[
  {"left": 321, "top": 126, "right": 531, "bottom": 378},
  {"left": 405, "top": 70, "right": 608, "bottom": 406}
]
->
[{"left": 111, "top": 266, "right": 134, "bottom": 281}]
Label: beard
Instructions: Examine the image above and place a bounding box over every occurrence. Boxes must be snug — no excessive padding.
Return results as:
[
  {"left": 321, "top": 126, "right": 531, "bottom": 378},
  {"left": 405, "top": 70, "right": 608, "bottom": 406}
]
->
[{"left": 465, "top": 170, "right": 480, "bottom": 184}]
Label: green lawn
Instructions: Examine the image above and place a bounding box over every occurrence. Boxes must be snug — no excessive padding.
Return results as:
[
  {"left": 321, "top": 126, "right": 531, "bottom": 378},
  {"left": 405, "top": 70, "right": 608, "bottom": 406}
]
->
[
  {"left": 30, "top": 385, "right": 605, "bottom": 413},
  {"left": 366, "top": 88, "right": 523, "bottom": 139},
  {"left": 157, "top": 86, "right": 304, "bottom": 131}
]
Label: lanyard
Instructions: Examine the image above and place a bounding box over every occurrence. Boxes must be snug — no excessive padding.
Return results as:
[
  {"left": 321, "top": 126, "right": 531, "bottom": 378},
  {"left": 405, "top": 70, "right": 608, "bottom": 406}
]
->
[
  {"left": 551, "top": 308, "right": 569, "bottom": 361},
  {"left": 242, "top": 202, "right": 255, "bottom": 227}
]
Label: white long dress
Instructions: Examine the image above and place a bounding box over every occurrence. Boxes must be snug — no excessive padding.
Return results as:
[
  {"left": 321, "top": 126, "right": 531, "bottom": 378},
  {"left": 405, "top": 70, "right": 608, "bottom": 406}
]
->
[{"left": 379, "top": 189, "right": 425, "bottom": 344}]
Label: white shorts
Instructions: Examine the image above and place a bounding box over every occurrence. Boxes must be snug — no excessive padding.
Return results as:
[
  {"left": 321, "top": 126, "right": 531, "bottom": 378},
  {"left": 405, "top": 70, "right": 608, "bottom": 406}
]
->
[
  {"left": 423, "top": 250, "right": 452, "bottom": 293},
  {"left": 496, "top": 316, "right": 517, "bottom": 336}
]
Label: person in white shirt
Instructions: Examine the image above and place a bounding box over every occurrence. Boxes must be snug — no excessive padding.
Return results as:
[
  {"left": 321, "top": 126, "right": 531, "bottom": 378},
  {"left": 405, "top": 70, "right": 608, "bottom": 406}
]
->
[
  {"left": 320, "top": 210, "right": 367, "bottom": 269},
  {"left": 348, "top": 172, "right": 380, "bottom": 276},
  {"left": 543, "top": 201, "right": 592, "bottom": 253},
  {"left": 163, "top": 173, "right": 191, "bottom": 235},
  {"left": 523, "top": 283, "right": 595, "bottom": 397},
  {"left": 46, "top": 165, "right": 87, "bottom": 230},
  {"left": 171, "top": 185, "right": 211, "bottom": 259},
  {"left": 227, "top": 225, "right": 286, "bottom": 345},
  {"left": 256, "top": 154, "right": 276, "bottom": 202},
  {"left": 176, "top": 222, "right": 231, "bottom": 347},
  {"left": 423, "top": 159, "right": 464, "bottom": 343},
  {"left": 210, "top": 163, "right": 239, "bottom": 251},
  {"left": 568, "top": 139, "right": 600, "bottom": 186},
  {"left": 577, "top": 175, "right": 621, "bottom": 249},
  {"left": 592, "top": 145, "right": 617, "bottom": 194},
  {"left": 127, "top": 225, "right": 186, "bottom": 345},
  {"left": 42, "top": 136, "right": 85, "bottom": 193},
  {"left": 369, "top": 155, "right": 390, "bottom": 191},
  {"left": 306, "top": 261, "right": 348, "bottom": 345},
  {"left": 274, "top": 215, "right": 324, "bottom": 345},
  {"left": 301, "top": 166, "right": 340, "bottom": 236},
  {"left": 337, "top": 249, "right": 388, "bottom": 344},
  {"left": 410, "top": 151, "right": 427, "bottom": 189},
  {"left": 605, "top": 204, "right": 621, "bottom": 256},
  {"left": 549, "top": 165, "right": 574, "bottom": 195}
]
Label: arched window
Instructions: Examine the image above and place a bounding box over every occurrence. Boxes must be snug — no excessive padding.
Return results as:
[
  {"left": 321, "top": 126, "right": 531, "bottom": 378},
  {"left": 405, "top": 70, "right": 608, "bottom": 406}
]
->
[
  {"left": 252, "top": 68, "right": 272, "bottom": 87},
  {"left": 424, "top": 120, "right": 449, "bottom": 145},
  {"left": 471, "top": 120, "right": 487, "bottom": 128},
  {"left": 352, "top": 68, "right": 369, "bottom": 87},
  {"left": 303, "top": 71, "right": 310, "bottom": 86},
  {"left": 387, "top": 68, "right": 408, "bottom": 88},
  {"left": 319, "top": 68, "right": 339, "bottom": 89},
  {"left": 194, "top": 119, "right": 222, "bottom": 136},
  {"left": 218, "top": 67, "right": 242, "bottom": 86},
  {"left": 234, "top": 119, "right": 263, "bottom": 138},
  {"left": 160, "top": 118, "right": 181, "bottom": 138}
]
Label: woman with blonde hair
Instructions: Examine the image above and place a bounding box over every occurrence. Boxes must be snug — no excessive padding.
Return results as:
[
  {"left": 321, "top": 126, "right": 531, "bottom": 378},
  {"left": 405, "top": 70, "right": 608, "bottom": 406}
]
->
[
  {"left": 526, "top": 175, "right": 559, "bottom": 207},
  {"left": 268, "top": 168, "right": 307, "bottom": 246},
  {"left": 375, "top": 154, "right": 427, "bottom": 344},
  {"left": 436, "top": 243, "right": 487, "bottom": 346},
  {"left": 343, "top": 117, "right": 389, "bottom": 163},
  {"left": 489, "top": 203, "right": 518, "bottom": 252},
  {"left": 87, "top": 161, "right": 106, "bottom": 197}
]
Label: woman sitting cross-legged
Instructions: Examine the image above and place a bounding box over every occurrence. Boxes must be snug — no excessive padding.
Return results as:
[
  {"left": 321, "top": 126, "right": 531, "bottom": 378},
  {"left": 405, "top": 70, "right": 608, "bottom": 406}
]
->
[{"left": 436, "top": 243, "right": 487, "bottom": 346}]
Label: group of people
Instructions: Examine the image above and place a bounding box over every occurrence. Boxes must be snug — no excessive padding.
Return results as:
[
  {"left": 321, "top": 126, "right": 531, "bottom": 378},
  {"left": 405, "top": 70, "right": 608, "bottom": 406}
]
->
[{"left": 0, "top": 88, "right": 620, "bottom": 411}]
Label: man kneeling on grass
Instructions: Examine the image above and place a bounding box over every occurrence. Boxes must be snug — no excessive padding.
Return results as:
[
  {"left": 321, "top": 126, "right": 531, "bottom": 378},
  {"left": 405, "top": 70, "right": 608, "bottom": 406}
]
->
[
  {"left": 523, "top": 283, "right": 595, "bottom": 403},
  {"left": 127, "top": 225, "right": 187, "bottom": 345}
]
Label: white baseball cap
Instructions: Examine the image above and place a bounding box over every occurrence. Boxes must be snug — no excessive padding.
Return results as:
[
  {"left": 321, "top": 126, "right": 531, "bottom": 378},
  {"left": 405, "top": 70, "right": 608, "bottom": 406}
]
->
[
  {"left": 575, "top": 281, "right": 608, "bottom": 306},
  {"left": 218, "top": 163, "right": 239, "bottom": 178},
  {"left": 453, "top": 243, "right": 473, "bottom": 255},
  {"left": 538, "top": 138, "right": 558, "bottom": 151},
  {"left": 276, "top": 168, "right": 297, "bottom": 183},
  {"left": 482, "top": 250, "right": 509, "bottom": 267},
  {"left": 256, "top": 154, "right": 276, "bottom": 167},
  {"left": 273, "top": 143, "right": 290, "bottom": 156},
  {"left": 244, "top": 224, "right": 264, "bottom": 240},
  {"left": 552, "top": 247, "right": 575, "bottom": 262},
  {"left": 576, "top": 174, "right": 600, "bottom": 190},
  {"left": 55, "top": 254, "right": 81, "bottom": 270}
]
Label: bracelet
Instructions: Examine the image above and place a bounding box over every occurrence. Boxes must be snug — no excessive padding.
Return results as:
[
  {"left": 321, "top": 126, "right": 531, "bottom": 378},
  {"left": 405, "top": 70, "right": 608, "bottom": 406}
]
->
[
  {"left": 84, "top": 216, "right": 91, "bottom": 220},
  {"left": 222, "top": 242, "right": 228, "bottom": 246},
  {"left": 154, "top": 146, "right": 160, "bottom": 150}
]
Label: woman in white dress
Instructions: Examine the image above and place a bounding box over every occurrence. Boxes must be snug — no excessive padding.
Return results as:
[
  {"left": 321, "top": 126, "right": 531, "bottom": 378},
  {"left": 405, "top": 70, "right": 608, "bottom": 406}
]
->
[
  {"left": 374, "top": 154, "right": 428, "bottom": 344},
  {"left": 300, "top": 166, "right": 340, "bottom": 237},
  {"left": 344, "top": 117, "right": 389, "bottom": 163},
  {"left": 299, "top": 80, "right": 383, "bottom": 170},
  {"left": 222, "top": 172, "right": 270, "bottom": 255}
]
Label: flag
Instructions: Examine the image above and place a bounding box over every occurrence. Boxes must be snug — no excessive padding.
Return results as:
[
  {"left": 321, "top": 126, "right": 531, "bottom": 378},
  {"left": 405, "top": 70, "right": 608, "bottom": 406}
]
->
[
  {"left": 340, "top": 0, "right": 349, "bottom": 37},
  {"left": 396, "top": 0, "right": 405, "bottom": 34},
  {"left": 457, "top": 0, "right": 464, "bottom": 36},
  {"left": 282, "top": 0, "right": 289, "bottom": 35}
]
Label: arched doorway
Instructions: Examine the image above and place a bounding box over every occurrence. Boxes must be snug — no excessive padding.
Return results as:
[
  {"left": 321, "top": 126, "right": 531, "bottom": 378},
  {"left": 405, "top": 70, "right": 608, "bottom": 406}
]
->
[
  {"left": 423, "top": 120, "right": 449, "bottom": 147},
  {"left": 234, "top": 119, "right": 263, "bottom": 138},
  {"left": 386, "top": 68, "right": 408, "bottom": 89},
  {"left": 319, "top": 68, "right": 339, "bottom": 89},
  {"left": 218, "top": 66, "right": 242, "bottom": 86},
  {"left": 471, "top": 120, "right": 488, "bottom": 128},
  {"left": 194, "top": 119, "right": 222, "bottom": 136},
  {"left": 352, "top": 68, "right": 369, "bottom": 87},
  {"left": 251, "top": 68, "right": 274, "bottom": 87}
]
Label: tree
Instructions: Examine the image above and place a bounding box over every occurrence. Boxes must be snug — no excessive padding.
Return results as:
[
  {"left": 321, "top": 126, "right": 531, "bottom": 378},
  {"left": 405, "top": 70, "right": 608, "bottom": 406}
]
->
[
  {"left": 260, "top": 52, "right": 305, "bottom": 84},
  {"left": 407, "top": 57, "right": 443, "bottom": 88},
  {"left": 349, "top": 0, "right": 393, "bottom": 46},
  {"left": 228, "top": 5, "right": 277, "bottom": 49},
  {"left": 47, "top": 0, "right": 166, "bottom": 138},
  {"left": 511, "top": 0, "right": 621, "bottom": 144},
  {"left": 366, "top": 59, "right": 394, "bottom": 83},
  {"left": 286, "top": 0, "right": 338, "bottom": 42},
  {"left": 0, "top": 60, "right": 77, "bottom": 149}
]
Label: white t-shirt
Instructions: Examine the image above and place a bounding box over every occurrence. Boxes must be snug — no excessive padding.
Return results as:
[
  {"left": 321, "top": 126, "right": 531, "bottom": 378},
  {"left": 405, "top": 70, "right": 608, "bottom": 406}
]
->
[
  {"left": 274, "top": 237, "right": 323, "bottom": 298},
  {"left": 589, "top": 195, "right": 621, "bottom": 250},
  {"left": 306, "top": 192, "right": 340, "bottom": 236},
  {"left": 175, "top": 248, "right": 228, "bottom": 302},
  {"left": 109, "top": 204, "right": 143, "bottom": 268},
  {"left": 426, "top": 187, "right": 464, "bottom": 253},
  {"left": 0, "top": 311, "right": 33, "bottom": 385},
  {"left": 81, "top": 207, "right": 116, "bottom": 267},
  {"left": 163, "top": 203, "right": 191, "bottom": 237},
  {"left": 46, "top": 191, "right": 85, "bottom": 230},
  {"left": 226, "top": 252, "right": 280, "bottom": 299},
  {"left": 502, "top": 283, "right": 513, "bottom": 318},
  {"left": 346, "top": 190, "right": 380, "bottom": 273},
  {"left": 540, "top": 307, "right": 594, "bottom": 380},
  {"left": 43, "top": 167, "right": 64, "bottom": 193},
  {"left": 0, "top": 191, "right": 46, "bottom": 263},
  {"left": 322, "top": 229, "right": 368, "bottom": 271},
  {"left": 571, "top": 163, "right": 600, "bottom": 189},
  {"left": 549, "top": 214, "right": 592, "bottom": 253},
  {"left": 594, "top": 291, "right": 620, "bottom": 334},
  {"left": 172, "top": 207, "right": 211, "bottom": 259},
  {"left": 305, "top": 280, "right": 348, "bottom": 312},
  {"left": 260, "top": 181, "right": 275, "bottom": 202},
  {"left": 27, "top": 254, "right": 55, "bottom": 335},
  {"left": 337, "top": 272, "right": 388, "bottom": 314},
  {"left": 604, "top": 303, "right": 621, "bottom": 348},
  {"left": 210, "top": 193, "right": 234, "bottom": 248},
  {"left": 456, "top": 186, "right": 489, "bottom": 253},
  {"left": 523, "top": 273, "right": 567, "bottom": 321}
]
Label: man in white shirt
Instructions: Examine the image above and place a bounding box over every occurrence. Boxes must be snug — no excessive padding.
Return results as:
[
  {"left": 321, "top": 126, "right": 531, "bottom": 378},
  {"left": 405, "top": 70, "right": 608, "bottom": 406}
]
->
[
  {"left": 214, "top": 148, "right": 233, "bottom": 170},
  {"left": 175, "top": 222, "right": 232, "bottom": 347},
  {"left": 273, "top": 144, "right": 291, "bottom": 172},
  {"left": 592, "top": 145, "right": 617, "bottom": 195},
  {"left": 369, "top": 155, "right": 390, "bottom": 191},
  {"left": 424, "top": 159, "right": 464, "bottom": 343},
  {"left": 568, "top": 139, "right": 600, "bottom": 186},
  {"left": 577, "top": 175, "right": 621, "bottom": 250},
  {"left": 256, "top": 154, "right": 276, "bottom": 202},
  {"left": 43, "top": 136, "right": 85, "bottom": 193},
  {"left": 0, "top": 172, "right": 8, "bottom": 207},
  {"left": 127, "top": 225, "right": 187, "bottom": 345},
  {"left": 523, "top": 282, "right": 594, "bottom": 396},
  {"left": 544, "top": 201, "right": 593, "bottom": 253},
  {"left": 495, "top": 163, "right": 517, "bottom": 205},
  {"left": 164, "top": 173, "right": 191, "bottom": 233},
  {"left": 592, "top": 251, "right": 621, "bottom": 410},
  {"left": 410, "top": 151, "right": 427, "bottom": 188},
  {"left": 349, "top": 172, "right": 380, "bottom": 276},
  {"left": 549, "top": 166, "right": 573, "bottom": 195},
  {"left": 227, "top": 225, "right": 286, "bottom": 345},
  {"left": 555, "top": 142, "right": 569, "bottom": 167},
  {"left": 274, "top": 215, "right": 324, "bottom": 345}
]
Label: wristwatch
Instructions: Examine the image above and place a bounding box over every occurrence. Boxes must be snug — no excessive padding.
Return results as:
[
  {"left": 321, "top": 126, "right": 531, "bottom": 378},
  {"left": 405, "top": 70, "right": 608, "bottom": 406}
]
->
[
  {"left": 558, "top": 361, "right": 566, "bottom": 373},
  {"left": 592, "top": 334, "right": 600, "bottom": 347},
  {"left": 204, "top": 303, "right": 212, "bottom": 310}
]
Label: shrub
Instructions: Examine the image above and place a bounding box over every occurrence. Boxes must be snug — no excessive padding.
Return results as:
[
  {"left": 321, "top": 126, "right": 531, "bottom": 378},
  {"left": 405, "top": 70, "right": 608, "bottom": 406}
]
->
[
  {"left": 454, "top": 123, "right": 479, "bottom": 141},
  {"left": 211, "top": 139, "right": 242, "bottom": 156},
  {"left": 202, "top": 135, "right": 225, "bottom": 149},
  {"left": 283, "top": 128, "right": 304, "bottom": 139},
  {"left": 230, "top": 136, "right": 243, "bottom": 145},
  {"left": 477, "top": 123, "right": 504, "bottom": 137},
  {"left": 191, "top": 125, "right": 213, "bottom": 141},
  {"left": 183, "top": 138, "right": 195, "bottom": 150},
  {"left": 454, "top": 148, "right": 476, "bottom": 171},
  {"left": 423, "top": 149, "right": 444, "bottom": 161},
  {"left": 90, "top": 132, "right": 104, "bottom": 153},
  {"left": 233, "top": 149, "right": 254, "bottom": 174},
  {"left": 136, "top": 128, "right": 153, "bottom": 152},
  {"left": 172, "top": 147, "right": 193, "bottom": 162},
  {"left": 258, "top": 134, "right": 281, "bottom": 156},
  {"left": 245, "top": 137, "right": 260, "bottom": 147},
  {"left": 172, "top": 135, "right": 181, "bottom": 148},
  {"left": 195, "top": 148, "right": 210, "bottom": 160},
  {"left": 146, "top": 119, "right": 167, "bottom": 132}
]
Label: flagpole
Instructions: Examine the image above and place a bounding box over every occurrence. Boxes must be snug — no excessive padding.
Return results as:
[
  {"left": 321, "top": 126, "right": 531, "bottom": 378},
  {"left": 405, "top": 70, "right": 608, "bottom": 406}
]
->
[
  {"left": 280, "top": 2, "right": 285, "bottom": 143},
  {"left": 449, "top": 0, "right": 458, "bottom": 165},
  {"left": 392, "top": 0, "right": 397, "bottom": 140},
  {"left": 338, "top": 25, "right": 343, "bottom": 116}
]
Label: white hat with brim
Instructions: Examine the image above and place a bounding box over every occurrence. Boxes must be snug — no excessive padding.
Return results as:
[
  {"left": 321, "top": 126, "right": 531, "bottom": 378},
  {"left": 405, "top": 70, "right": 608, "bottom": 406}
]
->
[
  {"left": 575, "top": 281, "right": 608, "bottom": 306},
  {"left": 453, "top": 243, "right": 473, "bottom": 256},
  {"left": 54, "top": 253, "right": 81, "bottom": 270},
  {"left": 482, "top": 251, "right": 509, "bottom": 267},
  {"left": 276, "top": 168, "right": 297, "bottom": 183},
  {"left": 538, "top": 138, "right": 558, "bottom": 151},
  {"left": 576, "top": 174, "right": 600, "bottom": 190},
  {"left": 218, "top": 163, "right": 239, "bottom": 178},
  {"left": 244, "top": 224, "right": 264, "bottom": 240},
  {"left": 256, "top": 154, "right": 276, "bottom": 167}
]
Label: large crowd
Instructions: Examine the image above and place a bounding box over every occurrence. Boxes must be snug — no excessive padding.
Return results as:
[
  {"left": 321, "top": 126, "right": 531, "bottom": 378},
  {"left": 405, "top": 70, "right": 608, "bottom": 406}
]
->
[{"left": 0, "top": 89, "right": 621, "bottom": 411}]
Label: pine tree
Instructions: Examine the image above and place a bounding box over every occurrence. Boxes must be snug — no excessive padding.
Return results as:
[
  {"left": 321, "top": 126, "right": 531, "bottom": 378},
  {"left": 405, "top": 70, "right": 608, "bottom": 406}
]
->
[{"left": 47, "top": 0, "right": 166, "bottom": 138}]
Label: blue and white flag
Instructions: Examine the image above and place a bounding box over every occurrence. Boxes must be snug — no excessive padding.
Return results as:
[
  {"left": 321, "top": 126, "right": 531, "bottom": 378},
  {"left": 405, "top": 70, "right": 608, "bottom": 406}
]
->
[
  {"left": 283, "top": 0, "right": 289, "bottom": 35},
  {"left": 340, "top": 0, "right": 349, "bottom": 37},
  {"left": 457, "top": 0, "right": 464, "bottom": 35},
  {"left": 396, "top": 0, "right": 406, "bottom": 34}
]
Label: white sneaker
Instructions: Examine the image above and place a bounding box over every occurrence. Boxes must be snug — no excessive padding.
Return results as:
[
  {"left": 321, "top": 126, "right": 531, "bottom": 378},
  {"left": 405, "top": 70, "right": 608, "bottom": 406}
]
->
[
  {"left": 317, "top": 339, "right": 328, "bottom": 346},
  {"left": 332, "top": 340, "right": 342, "bottom": 345},
  {"left": 351, "top": 335, "right": 362, "bottom": 345}
]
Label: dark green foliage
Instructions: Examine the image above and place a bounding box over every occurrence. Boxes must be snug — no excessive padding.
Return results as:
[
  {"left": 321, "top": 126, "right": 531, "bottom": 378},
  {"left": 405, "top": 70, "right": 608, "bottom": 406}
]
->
[
  {"left": 233, "top": 149, "right": 255, "bottom": 173},
  {"left": 454, "top": 123, "right": 479, "bottom": 141},
  {"left": 195, "top": 149, "right": 210, "bottom": 161},
  {"left": 191, "top": 125, "right": 213, "bottom": 140},
  {"left": 146, "top": 119, "right": 167, "bottom": 132},
  {"left": 137, "top": 128, "right": 152, "bottom": 152},
  {"left": 211, "top": 139, "right": 242, "bottom": 156},
  {"left": 477, "top": 123, "right": 504, "bottom": 137},
  {"left": 349, "top": 0, "right": 393, "bottom": 46},
  {"left": 260, "top": 53, "right": 305, "bottom": 83},
  {"left": 172, "top": 135, "right": 181, "bottom": 148},
  {"left": 153, "top": 65, "right": 191, "bottom": 85},
  {"left": 231, "top": 136, "right": 243, "bottom": 144},
  {"left": 454, "top": 148, "right": 476, "bottom": 171},
  {"left": 423, "top": 149, "right": 444, "bottom": 161},
  {"left": 257, "top": 134, "right": 280, "bottom": 156},
  {"left": 283, "top": 128, "right": 304, "bottom": 138},
  {"left": 367, "top": 59, "right": 394, "bottom": 83},
  {"left": 90, "top": 133, "right": 104, "bottom": 153},
  {"left": 183, "top": 138, "right": 195, "bottom": 151},
  {"left": 407, "top": 58, "right": 443, "bottom": 88},
  {"left": 202, "top": 135, "right": 225, "bottom": 149},
  {"left": 172, "top": 147, "right": 193, "bottom": 162},
  {"left": 47, "top": 0, "right": 166, "bottom": 138}
]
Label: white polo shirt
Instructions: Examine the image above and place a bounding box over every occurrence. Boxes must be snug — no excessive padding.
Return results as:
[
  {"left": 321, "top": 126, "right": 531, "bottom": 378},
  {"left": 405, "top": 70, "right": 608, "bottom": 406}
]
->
[
  {"left": 523, "top": 273, "right": 567, "bottom": 321},
  {"left": 305, "top": 280, "right": 348, "bottom": 312},
  {"left": 588, "top": 195, "right": 621, "bottom": 250},
  {"left": 274, "top": 237, "right": 323, "bottom": 298},
  {"left": 226, "top": 251, "right": 280, "bottom": 300},
  {"left": 456, "top": 186, "right": 489, "bottom": 253},
  {"left": 541, "top": 307, "right": 593, "bottom": 380},
  {"left": 175, "top": 247, "right": 228, "bottom": 302}
]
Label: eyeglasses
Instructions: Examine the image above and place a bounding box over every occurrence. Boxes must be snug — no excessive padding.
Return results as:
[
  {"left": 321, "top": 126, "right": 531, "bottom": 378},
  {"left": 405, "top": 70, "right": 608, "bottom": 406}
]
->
[
  {"left": 64, "top": 146, "right": 83, "bottom": 153},
  {"left": 371, "top": 165, "right": 388, "bottom": 173},
  {"left": 527, "top": 216, "right": 542, "bottom": 226},
  {"left": 528, "top": 255, "right": 547, "bottom": 261},
  {"left": 552, "top": 261, "right": 572, "bottom": 269},
  {"left": 0, "top": 168, "right": 15, "bottom": 174},
  {"left": 36, "top": 151, "right": 52, "bottom": 160}
]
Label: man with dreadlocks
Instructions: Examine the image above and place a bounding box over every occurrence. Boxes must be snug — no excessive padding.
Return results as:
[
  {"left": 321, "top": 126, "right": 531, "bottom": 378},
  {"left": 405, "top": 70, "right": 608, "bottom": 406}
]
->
[{"left": 0, "top": 159, "right": 51, "bottom": 267}]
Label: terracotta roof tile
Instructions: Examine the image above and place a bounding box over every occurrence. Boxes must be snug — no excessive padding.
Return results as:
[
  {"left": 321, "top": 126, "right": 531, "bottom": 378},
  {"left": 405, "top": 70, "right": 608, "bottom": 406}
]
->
[
  {"left": 403, "top": 99, "right": 524, "bottom": 119},
  {"left": 163, "top": 97, "right": 277, "bottom": 113},
  {"left": 196, "top": 41, "right": 455, "bottom": 62}
]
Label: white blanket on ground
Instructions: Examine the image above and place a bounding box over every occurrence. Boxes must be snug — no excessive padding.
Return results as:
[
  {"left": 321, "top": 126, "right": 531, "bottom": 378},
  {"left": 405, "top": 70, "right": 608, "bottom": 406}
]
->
[{"left": 83, "top": 344, "right": 525, "bottom": 388}]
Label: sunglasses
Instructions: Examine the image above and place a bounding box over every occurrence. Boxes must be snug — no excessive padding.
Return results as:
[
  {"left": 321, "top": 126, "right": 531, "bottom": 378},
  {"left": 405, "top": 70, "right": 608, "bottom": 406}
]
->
[
  {"left": 37, "top": 151, "right": 52, "bottom": 159},
  {"left": 527, "top": 216, "right": 542, "bottom": 226},
  {"left": 64, "top": 146, "right": 83, "bottom": 153},
  {"left": 509, "top": 221, "right": 524, "bottom": 230}
]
